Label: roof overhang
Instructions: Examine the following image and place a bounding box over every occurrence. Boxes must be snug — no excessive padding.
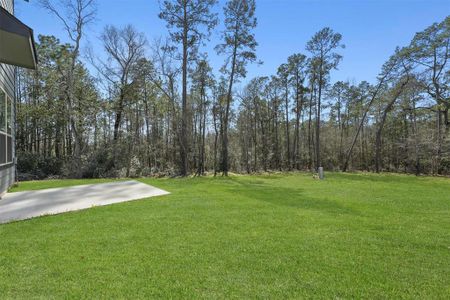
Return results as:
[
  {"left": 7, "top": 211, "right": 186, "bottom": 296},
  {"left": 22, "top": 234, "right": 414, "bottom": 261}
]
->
[{"left": 0, "top": 6, "right": 37, "bottom": 69}]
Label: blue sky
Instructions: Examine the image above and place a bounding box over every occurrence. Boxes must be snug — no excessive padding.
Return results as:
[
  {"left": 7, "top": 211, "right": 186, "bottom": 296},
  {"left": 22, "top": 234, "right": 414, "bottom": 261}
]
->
[{"left": 15, "top": 0, "right": 450, "bottom": 87}]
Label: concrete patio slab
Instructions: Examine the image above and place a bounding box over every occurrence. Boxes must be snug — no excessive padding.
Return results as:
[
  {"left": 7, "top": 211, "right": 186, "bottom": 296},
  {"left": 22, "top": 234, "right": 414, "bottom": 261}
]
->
[{"left": 0, "top": 180, "right": 170, "bottom": 224}]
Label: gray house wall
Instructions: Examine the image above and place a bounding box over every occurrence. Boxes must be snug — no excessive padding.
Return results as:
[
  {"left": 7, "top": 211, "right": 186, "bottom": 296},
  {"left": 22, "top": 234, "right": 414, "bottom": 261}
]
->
[{"left": 0, "top": 0, "right": 16, "bottom": 196}]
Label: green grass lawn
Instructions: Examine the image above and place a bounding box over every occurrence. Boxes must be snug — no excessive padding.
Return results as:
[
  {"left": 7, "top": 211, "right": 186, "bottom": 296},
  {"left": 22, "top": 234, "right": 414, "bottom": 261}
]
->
[{"left": 1, "top": 173, "right": 449, "bottom": 298}]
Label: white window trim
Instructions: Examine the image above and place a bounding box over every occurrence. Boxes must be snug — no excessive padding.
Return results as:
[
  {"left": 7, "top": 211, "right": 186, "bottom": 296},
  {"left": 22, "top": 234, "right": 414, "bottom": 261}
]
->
[{"left": 0, "top": 85, "right": 13, "bottom": 167}]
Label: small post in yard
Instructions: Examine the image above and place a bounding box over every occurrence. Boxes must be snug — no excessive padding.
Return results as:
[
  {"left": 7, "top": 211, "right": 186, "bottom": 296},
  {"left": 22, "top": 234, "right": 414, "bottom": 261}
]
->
[{"left": 318, "top": 167, "right": 324, "bottom": 180}]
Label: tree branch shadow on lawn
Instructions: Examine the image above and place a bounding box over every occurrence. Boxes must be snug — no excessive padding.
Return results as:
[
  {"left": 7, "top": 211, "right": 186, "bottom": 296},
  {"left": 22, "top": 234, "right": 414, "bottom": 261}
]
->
[
  {"left": 227, "top": 177, "right": 359, "bottom": 216},
  {"left": 334, "top": 172, "right": 428, "bottom": 184}
]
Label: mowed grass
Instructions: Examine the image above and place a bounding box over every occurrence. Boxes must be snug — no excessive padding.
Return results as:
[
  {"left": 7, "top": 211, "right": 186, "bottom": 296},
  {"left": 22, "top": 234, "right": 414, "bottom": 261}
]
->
[{"left": 1, "top": 173, "right": 449, "bottom": 298}]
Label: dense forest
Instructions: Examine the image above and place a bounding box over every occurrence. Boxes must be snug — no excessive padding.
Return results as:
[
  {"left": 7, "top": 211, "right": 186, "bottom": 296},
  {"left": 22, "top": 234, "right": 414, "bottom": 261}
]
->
[{"left": 15, "top": 0, "right": 450, "bottom": 179}]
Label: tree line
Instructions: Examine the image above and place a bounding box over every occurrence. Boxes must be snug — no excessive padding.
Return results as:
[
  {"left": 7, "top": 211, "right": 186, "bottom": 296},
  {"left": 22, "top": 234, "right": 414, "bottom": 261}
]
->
[{"left": 15, "top": 0, "right": 449, "bottom": 179}]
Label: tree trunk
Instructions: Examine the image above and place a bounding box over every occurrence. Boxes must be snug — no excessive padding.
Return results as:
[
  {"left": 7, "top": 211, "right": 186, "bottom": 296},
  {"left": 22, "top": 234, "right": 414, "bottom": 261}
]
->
[
  {"left": 375, "top": 78, "right": 409, "bottom": 173},
  {"left": 213, "top": 105, "right": 219, "bottom": 176},
  {"left": 221, "top": 39, "right": 238, "bottom": 176},
  {"left": 180, "top": 3, "right": 189, "bottom": 176},
  {"left": 343, "top": 68, "right": 394, "bottom": 172},
  {"left": 284, "top": 82, "right": 291, "bottom": 170},
  {"left": 308, "top": 78, "right": 315, "bottom": 170},
  {"left": 315, "top": 71, "right": 322, "bottom": 171},
  {"left": 113, "top": 88, "right": 125, "bottom": 141}
]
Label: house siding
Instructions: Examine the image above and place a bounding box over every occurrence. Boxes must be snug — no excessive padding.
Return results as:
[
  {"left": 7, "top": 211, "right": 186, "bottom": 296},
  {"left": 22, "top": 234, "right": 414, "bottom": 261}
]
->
[{"left": 0, "top": 0, "right": 16, "bottom": 196}]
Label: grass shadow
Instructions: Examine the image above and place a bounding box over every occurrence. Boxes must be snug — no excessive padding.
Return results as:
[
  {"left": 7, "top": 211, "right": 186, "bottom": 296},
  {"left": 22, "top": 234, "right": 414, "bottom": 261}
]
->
[
  {"left": 332, "top": 172, "right": 427, "bottom": 185},
  {"left": 227, "top": 177, "right": 359, "bottom": 216}
]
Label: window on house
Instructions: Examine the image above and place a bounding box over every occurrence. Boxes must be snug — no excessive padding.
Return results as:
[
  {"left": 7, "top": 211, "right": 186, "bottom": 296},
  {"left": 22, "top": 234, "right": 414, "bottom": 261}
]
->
[
  {"left": 0, "top": 88, "right": 13, "bottom": 166},
  {"left": 6, "top": 93, "right": 11, "bottom": 135},
  {"left": 0, "top": 134, "right": 5, "bottom": 164},
  {"left": 0, "top": 90, "right": 5, "bottom": 133}
]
